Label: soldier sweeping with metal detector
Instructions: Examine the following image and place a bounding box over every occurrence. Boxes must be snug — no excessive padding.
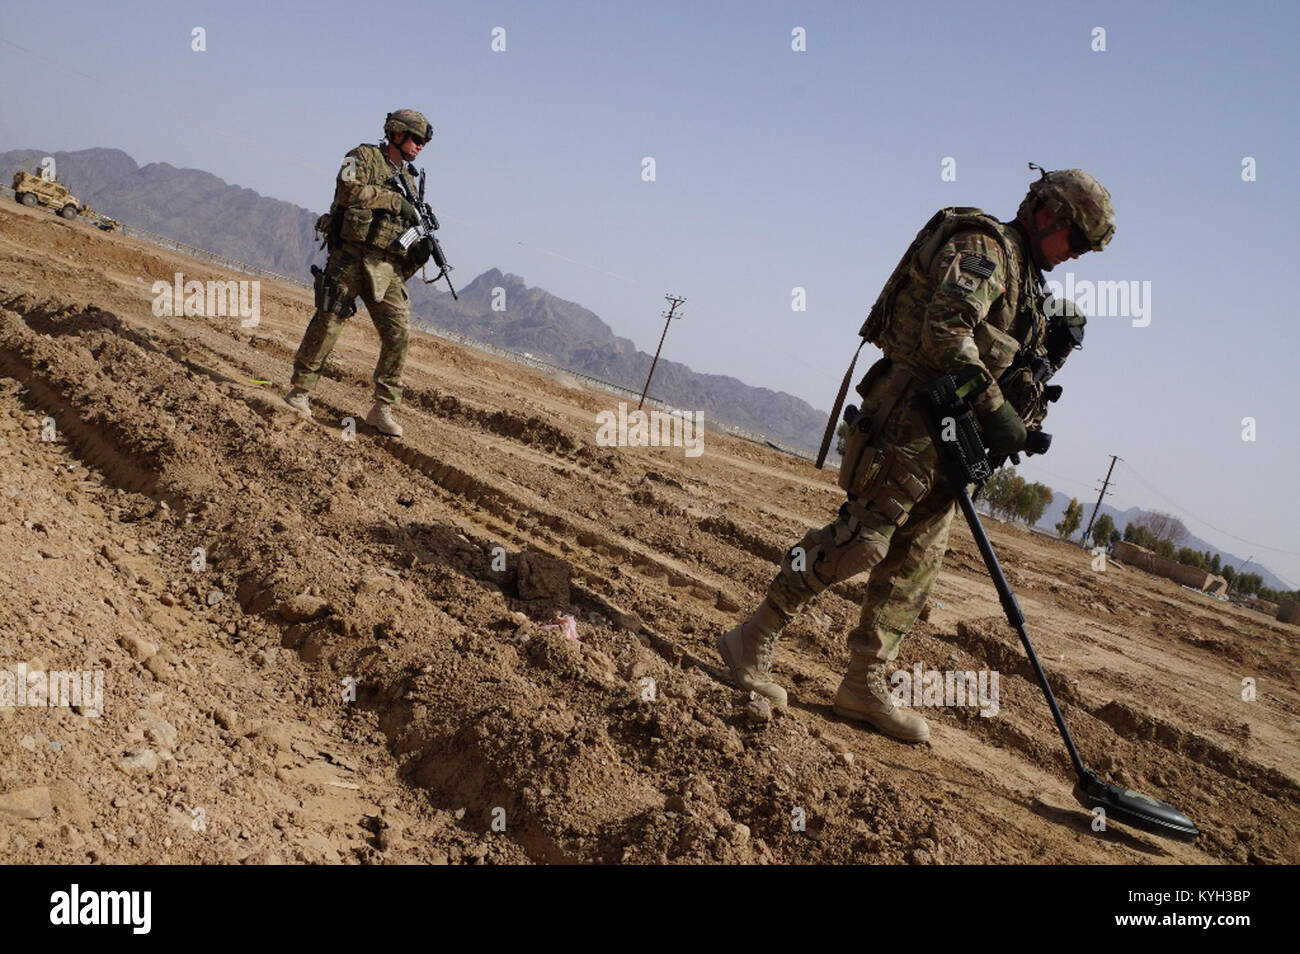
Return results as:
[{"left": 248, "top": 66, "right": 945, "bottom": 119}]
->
[
  {"left": 717, "top": 163, "right": 1199, "bottom": 841},
  {"left": 719, "top": 165, "right": 1114, "bottom": 743},
  {"left": 917, "top": 366, "right": 1199, "bottom": 842}
]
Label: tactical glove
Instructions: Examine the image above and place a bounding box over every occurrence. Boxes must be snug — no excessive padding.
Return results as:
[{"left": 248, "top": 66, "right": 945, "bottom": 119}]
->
[
  {"left": 978, "top": 401, "right": 1028, "bottom": 457},
  {"left": 398, "top": 198, "right": 418, "bottom": 224},
  {"left": 406, "top": 237, "right": 434, "bottom": 267}
]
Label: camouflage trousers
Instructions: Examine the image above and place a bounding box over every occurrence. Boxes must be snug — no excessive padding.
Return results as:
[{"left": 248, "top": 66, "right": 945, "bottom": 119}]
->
[
  {"left": 291, "top": 250, "right": 411, "bottom": 406},
  {"left": 764, "top": 386, "right": 957, "bottom": 661}
]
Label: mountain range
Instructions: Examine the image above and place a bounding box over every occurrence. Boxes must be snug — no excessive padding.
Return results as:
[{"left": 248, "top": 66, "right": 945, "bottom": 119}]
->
[
  {"left": 1, "top": 147, "right": 828, "bottom": 451},
  {"left": 4, "top": 145, "right": 1289, "bottom": 591}
]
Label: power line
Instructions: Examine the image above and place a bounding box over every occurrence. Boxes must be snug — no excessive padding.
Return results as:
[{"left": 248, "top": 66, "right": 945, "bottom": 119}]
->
[
  {"left": 1083, "top": 455, "right": 1120, "bottom": 542},
  {"left": 1118, "top": 459, "right": 1300, "bottom": 559},
  {"left": 638, "top": 294, "right": 686, "bottom": 409}
]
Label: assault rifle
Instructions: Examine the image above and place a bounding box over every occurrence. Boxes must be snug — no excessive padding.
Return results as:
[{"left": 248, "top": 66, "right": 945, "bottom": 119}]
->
[{"left": 388, "top": 168, "right": 458, "bottom": 299}]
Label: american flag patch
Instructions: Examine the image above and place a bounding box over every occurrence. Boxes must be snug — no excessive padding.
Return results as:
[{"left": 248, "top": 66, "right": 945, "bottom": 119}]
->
[{"left": 959, "top": 253, "right": 996, "bottom": 278}]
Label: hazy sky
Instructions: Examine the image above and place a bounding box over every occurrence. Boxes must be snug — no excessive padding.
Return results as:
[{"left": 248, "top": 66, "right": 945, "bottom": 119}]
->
[{"left": 2, "top": 0, "right": 1297, "bottom": 586}]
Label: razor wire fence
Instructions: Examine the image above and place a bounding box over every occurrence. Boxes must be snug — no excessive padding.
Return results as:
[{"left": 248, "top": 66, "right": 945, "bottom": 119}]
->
[{"left": 2, "top": 184, "right": 825, "bottom": 464}]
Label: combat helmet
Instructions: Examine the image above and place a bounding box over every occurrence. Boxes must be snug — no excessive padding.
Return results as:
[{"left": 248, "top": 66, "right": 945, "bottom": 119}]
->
[
  {"left": 384, "top": 109, "right": 432, "bottom": 143},
  {"left": 1019, "top": 164, "right": 1115, "bottom": 251}
]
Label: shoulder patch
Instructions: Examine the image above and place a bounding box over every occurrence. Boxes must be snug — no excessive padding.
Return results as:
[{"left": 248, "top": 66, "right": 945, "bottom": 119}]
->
[{"left": 960, "top": 253, "right": 997, "bottom": 279}]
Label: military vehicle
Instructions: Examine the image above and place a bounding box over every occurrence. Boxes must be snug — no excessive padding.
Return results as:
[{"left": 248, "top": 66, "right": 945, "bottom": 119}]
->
[
  {"left": 12, "top": 167, "right": 118, "bottom": 230},
  {"left": 12, "top": 168, "right": 82, "bottom": 219}
]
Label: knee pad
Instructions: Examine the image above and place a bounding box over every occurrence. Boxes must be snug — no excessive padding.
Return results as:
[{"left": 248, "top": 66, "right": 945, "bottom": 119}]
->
[{"left": 768, "top": 511, "right": 891, "bottom": 615}]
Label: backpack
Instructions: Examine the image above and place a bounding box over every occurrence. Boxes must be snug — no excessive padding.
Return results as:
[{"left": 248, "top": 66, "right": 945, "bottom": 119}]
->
[{"left": 816, "top": 208, "right": 1014, "bottom": 468}]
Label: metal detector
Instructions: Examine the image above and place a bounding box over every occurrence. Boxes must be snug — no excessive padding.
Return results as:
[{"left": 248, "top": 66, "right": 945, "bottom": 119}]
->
[{"left": 916, "top": 368, "right": 1199, "bottom": 842}]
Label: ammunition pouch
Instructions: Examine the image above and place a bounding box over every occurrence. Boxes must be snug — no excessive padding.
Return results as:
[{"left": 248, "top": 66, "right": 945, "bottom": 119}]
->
[
  {"left": 338, "top": 206, "right": 374, "bottom": 245},
  {"left": 367, "top": 210, "right": 406, "bottom": 252},
  {"left": 845, "top": 456, "right": 930, "bottom": 527},
  {"left": 973, "top": 322, "right": 1021, "bottom": 380}
]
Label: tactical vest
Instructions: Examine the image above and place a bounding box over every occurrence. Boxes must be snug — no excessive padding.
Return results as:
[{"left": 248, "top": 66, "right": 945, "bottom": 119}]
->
[
  {"left": 817, "top": 208, "right": 1039, "bottom": 468},
  {"left": 313, "top": 145, "right": 413, "bottom": 257},
  {"left": 860, "top": 207, "right": 1016, "bottom": 346}
]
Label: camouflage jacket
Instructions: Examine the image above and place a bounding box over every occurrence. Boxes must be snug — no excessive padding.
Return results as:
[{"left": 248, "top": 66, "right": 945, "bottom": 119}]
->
[
  {"left": 872, "top": 218, "right": 1044, "bottom": 416},
  {"left": 329, "top": 143, "right": 420, "bottom": 260}
]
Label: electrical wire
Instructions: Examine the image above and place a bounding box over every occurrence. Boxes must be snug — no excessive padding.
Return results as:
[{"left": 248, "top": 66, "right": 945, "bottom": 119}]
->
[{"left": 1117, "top": 460, "right": 1300, "bottom": 559}]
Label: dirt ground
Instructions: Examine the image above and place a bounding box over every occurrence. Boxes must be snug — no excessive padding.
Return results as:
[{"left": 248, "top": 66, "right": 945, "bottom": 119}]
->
[{"left": 0, "top": 198, "right": 1295, "bottom": 865}]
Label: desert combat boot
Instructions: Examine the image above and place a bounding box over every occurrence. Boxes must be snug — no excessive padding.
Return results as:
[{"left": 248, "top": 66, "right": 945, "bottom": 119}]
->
[
  {"left": 284, "top": 389, "right": 312, "bottom": 418},
  {"left": 366, "top": 402, "right": 404, "bottom": 438},
  {"left": 717, "top": 599, "right": 788, "bottom": 707},
  {"left": 834, "top": 653, "right": 930, "bottom": 743}
]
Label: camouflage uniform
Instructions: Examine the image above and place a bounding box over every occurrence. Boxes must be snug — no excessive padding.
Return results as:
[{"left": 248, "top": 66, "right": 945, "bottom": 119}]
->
[
  {"left": 719, "top": 168, "right": 1114, "bottom": 741},
  {"left": 768, "top": 218, "right": 1039, "bottom": 660},
  {"left": 720, "top": 170, "right": 1115, "bottom": 717},
  {"left": 291, "top": 138, "right": 425, "bottom": 406}
]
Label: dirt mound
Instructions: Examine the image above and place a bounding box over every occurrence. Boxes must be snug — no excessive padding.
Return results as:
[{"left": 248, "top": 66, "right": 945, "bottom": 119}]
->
[{"left": 1, "top": 200, "right": 1296, "bottom": 864}]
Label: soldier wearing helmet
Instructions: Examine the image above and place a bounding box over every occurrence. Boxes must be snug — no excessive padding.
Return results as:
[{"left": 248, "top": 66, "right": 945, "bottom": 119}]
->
[
  {"left": 717, "top": 165, "right": 1114, "bottom": 744},
  {"left": 1018, "top": 165, "right": 1115, "bottom": 268},
  {"left": 286, "top": 109, "right": 437, "bottom": 438}
]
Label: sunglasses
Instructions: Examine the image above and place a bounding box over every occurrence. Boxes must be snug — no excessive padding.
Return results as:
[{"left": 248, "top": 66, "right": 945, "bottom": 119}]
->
[
  {"left": 1067, "top": 225, "right": 1092, "bottom": 255},
  {"left": 404, "top": 133, "right": 429, "bottom": 147}
]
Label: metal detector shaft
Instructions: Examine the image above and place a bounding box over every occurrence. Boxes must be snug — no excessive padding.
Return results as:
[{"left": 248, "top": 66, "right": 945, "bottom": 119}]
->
[
  {"left": 916, "top": 378, "right": 1199, "bottom": 842},
  {"left": 913, "top": 373, "right": 1089, "bottom": 781},
  {"left": 948, "top": 482, "right": 1087, "bottom": 780}
]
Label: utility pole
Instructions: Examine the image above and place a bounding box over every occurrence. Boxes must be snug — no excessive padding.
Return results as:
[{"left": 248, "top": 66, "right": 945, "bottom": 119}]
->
[
  {"left": 638, "top": 294, "right": 685, "bottom": 410},
  {"left": 1228, "top": 554, "right": 1254, "bottom": 599},
  {"left": 1083, "top": 454, "right": 1121, "bottom": 543}
]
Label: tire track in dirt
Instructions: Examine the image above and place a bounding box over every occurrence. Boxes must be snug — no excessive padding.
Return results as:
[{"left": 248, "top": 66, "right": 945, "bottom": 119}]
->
[
  {"left": 0, "top": 289, "right": 1080, "bottom": 863},
  {"left": 152, "top": 315, "right": 796, "bottom": 617},
  {"left": 0, "top": 291, "right": 800, "bottom": 860},
  {"left": 64, "top": 295, "right": 1269, "bottom": 862},
  {"left": 129, "top": 308, "right": 827, "bottom": 630},
  {"left": 7, "top": 208, "right": 1290, "bottom": 864}
]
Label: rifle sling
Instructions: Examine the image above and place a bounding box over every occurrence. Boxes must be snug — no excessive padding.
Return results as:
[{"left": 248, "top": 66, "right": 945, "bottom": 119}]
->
[{"left": 816, "top": 338, "right": 867, "bottom": 469}]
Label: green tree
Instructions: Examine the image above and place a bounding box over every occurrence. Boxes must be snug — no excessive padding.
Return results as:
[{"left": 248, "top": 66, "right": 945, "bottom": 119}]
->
[
  {"left": 1155, "top": 539, "right": 1176, "bottom": 559},
  {"left": 1123, "top": 523, "right": 1157, "bottom": 549},
  {"left": 1239, "top": 572, "right": 1263, "bottom": 596},
  {"left": 1036, "top": 484, "right": 1054, "bottom": 524},
  {"left": 1222, "top": 565, "right": 1237, "bottom": 583},
  {"left": 982, "top": 466, "right": 1023, "bottom": 522},
  {"left": 835, "top": 421, "right": 847, "bottom": 456},
  {"left": 1090, "top": 513, "right": 1115, "bottom": 545},
  {"left": 1056, "top": 497, "right": 1083, "bottom": 539},
  {"left": 1109, "top": 528, "right": 1122, "bottom": 545},
  {"left": 1208, "top": 552, "right": 1221, "bottom": 574},
  {"left": 1016, "top": 482, "right": 1053, "bottom": 526},
  {"left": 1177, "top": 547, "right": 1206, "bottom": 569}
]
